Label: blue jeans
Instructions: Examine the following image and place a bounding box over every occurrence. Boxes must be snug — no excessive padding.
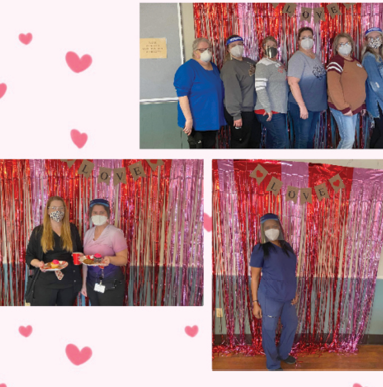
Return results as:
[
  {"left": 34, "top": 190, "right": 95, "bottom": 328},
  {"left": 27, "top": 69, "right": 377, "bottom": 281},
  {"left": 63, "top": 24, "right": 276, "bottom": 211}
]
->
[
  {"left": 289, "top": 102, "right": 320, "bottom": 149},
  {"left": 258, "top": 290, "right": 298, "bottom": 370},
  {"left": 330, "top": 108, "right": 359, "bottom": 149},
  {"left": 256, "top": 113, "right": 289, "bottom": 149}
]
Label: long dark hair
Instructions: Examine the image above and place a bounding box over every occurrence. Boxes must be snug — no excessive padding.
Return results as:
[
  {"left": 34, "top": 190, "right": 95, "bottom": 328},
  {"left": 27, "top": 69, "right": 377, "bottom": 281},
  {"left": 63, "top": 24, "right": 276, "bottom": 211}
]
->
[{"left": 259, "top": 240, "right": 295, "bottom": 258}]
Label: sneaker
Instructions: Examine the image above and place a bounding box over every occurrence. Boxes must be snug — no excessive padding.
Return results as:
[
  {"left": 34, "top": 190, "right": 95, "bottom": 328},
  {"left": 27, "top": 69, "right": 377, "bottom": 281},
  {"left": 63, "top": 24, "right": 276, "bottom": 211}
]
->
[
  {"left": 269, "top": 367, "right": 283, "bottom": 371},
  {"left": 280, "top": 355, "right": 296, "bottom": 364}
]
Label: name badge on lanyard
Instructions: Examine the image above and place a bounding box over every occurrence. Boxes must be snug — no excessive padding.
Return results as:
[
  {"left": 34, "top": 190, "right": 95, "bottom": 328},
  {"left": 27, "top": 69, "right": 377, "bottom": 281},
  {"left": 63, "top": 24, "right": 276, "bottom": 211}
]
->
[{"left": 94, "top": 282, "right": 105, "bottom": 293}]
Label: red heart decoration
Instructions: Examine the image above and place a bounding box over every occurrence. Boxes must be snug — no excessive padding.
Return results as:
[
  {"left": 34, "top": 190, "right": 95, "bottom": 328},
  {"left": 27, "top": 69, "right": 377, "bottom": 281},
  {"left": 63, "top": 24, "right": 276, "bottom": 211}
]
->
[
  {"left": 204, "top": 213, "right": 212, "bottom": 232},
  {"left": 19, "top": 325, "right": 32, "bottom": 337},
  {"left": 256, "top": 170, "right": 263, "bottom": 178},
  {"left": 65, "top": 344, "right": 92, "bottom": 366},
  {"left": 19, "top": 33, "right": 33, "bottom": 45},
  {"left": 333, "top": 180, "right": 340, "bottom": 187},
  {"left": 185, "top": 325, "right": 199, "bottom": 337},
  {"left": 0, "top": 83, "right": 7, "bottom": 99},
  {"left": 70, "top": 129, "right": 88, "bottom": 149},
  {"left": 150, "top": 160, "right": 158, "bottom": 164},
  {"left": 65, "top": 52, "right": 92, "bottom": 73}
]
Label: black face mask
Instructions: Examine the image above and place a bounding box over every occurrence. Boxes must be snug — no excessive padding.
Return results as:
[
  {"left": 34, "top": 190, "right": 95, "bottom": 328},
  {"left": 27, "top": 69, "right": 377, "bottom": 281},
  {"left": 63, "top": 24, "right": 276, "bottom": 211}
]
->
[{"left": 265, "top": 47, "right": 278, "bottom": 58}]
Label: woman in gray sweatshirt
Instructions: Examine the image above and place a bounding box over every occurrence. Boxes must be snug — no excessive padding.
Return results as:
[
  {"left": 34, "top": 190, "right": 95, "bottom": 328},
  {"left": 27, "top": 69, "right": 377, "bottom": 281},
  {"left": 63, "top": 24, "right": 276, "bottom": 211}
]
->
[
  {"left": 254, "top": 36, "right": 289, "bottom": 149},
  {"left": 220, "top": 35, "right": 262, "bottom": 148}
]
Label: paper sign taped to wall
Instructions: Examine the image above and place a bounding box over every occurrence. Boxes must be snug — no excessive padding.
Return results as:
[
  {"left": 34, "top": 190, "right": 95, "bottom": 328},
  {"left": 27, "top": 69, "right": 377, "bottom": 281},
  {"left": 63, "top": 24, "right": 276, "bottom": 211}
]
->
[{"left": 140, "top": 38, "right": 167, "bottom": 59}]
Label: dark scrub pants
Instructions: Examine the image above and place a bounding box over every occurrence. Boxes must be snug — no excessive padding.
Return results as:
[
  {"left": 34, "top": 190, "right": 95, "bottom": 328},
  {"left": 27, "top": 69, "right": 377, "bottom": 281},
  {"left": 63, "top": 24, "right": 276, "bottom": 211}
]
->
[
  {"left": 258, "top": 290, "right": 298, "bottom": 370},
  {"left": 187, "top": 128, "right": 217, "bottom": 149}
]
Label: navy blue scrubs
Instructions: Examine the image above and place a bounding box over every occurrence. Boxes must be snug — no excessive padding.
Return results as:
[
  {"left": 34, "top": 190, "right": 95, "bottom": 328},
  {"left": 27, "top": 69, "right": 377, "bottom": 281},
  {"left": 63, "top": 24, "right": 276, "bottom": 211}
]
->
[{"left": 250, "top": 243, "right": 298, "bottom": 370}]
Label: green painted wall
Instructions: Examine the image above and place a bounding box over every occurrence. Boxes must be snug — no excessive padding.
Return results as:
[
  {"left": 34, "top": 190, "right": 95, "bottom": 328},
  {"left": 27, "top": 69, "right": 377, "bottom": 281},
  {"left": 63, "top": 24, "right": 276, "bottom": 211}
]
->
[
  {"left": 214, "top": 277, "right": 383, "bottom": 335},
  {"left": 140, "top": 102, "right": 187, "bottom": 149}
]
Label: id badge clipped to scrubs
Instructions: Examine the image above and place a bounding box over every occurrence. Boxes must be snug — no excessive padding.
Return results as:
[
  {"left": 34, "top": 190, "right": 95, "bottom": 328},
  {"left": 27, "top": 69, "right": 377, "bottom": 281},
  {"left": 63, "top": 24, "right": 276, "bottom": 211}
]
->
[{"left": 94, "top": 267, "right": 105, "bottom": 293}]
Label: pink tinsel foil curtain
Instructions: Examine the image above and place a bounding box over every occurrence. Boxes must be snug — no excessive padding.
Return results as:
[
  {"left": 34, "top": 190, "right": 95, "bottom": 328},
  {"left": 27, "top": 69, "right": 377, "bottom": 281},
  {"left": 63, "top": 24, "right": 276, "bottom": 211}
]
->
[
  {"left": 212, "top": 160, "right": 383, "bottom": 356},
  {"left": 0, "top": 159, "right": 204, "bottom": 306},
  {"left": 194, "top": 3, "right": 382, "bottom": 148}
]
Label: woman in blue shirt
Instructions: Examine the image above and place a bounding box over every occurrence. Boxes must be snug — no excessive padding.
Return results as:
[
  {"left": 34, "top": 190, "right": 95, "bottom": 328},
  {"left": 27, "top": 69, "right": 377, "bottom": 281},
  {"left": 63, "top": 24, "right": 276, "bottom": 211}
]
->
[
  {"left": 250, "top": 213, "right": 298, "bottom": 371},
  {"left": 173, "top": 37, "right": 226, "bottom": 148},
  {"left": 362, "top": 27, "right": 383, "bottom": 148}
]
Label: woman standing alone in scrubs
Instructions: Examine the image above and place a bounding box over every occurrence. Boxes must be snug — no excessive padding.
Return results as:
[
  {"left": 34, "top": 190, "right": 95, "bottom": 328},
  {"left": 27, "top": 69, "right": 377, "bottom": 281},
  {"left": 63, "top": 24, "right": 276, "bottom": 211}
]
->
[{"left": 250, "top": 213, "right": 298, "bottom": 371}]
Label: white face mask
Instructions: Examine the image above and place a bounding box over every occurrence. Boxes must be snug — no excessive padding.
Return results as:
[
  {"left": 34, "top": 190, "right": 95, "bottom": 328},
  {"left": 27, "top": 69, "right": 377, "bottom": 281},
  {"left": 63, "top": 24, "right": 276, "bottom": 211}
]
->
[
  {"left": 301, "top": 38, "right": 314, "bottom": 50},
  {"left": 338, "top": 43, "right": 352, "bottom": 56},
  {"left": 265, "top": 228, "right": 280, "bottom": 241},
  {"left": 230, "top": 45, "right": 244, "bottom": 58},
  {"left": 200, "top": 49, "right": 212, "bottom": 63},
  {"left": 92, "top": 215, "right": 108, "bottom": 226}
]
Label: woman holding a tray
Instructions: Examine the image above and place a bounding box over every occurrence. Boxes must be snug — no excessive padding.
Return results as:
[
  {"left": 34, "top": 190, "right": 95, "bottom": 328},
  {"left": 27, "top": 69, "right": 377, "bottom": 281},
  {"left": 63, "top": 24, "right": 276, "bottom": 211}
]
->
[
  {"left": 81, "top": 198, "right": 128, "bottom": 306},
  {"left": 25, "top": 196, "right": 83, "bottom": 306}
]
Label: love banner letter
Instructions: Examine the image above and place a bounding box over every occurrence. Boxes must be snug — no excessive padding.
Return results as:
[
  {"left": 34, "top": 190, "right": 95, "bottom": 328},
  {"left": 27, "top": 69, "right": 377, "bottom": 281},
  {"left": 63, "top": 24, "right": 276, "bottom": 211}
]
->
[
  {"left": 98, "top": 167, "right": 112, "bottom": 185},
  {"left": 300, "top": 188, "right": 313, "bottom": 204},
  {"left": 78, "top": 160, "right": 94, "bottom": 179},
  {"left": 129, "top": 161, "right": 147, "bottom": 181},
  {"left": 113, "top": 167, "right": 127, "bottom": 186},
  {"left": 314, "top": 182, "right": 330, "bottom": 201},
  {"left": 266, "top": 176, "right": 283, "bottom": 197},
  {"left": 286, "top": 186, "right": 299, "bottom": 204},
  {"left": 329, "top": 174, "right": 345, "bottom": 194},
  {"left": 250, "top": 164, "right": 268, "bottom": 185}
]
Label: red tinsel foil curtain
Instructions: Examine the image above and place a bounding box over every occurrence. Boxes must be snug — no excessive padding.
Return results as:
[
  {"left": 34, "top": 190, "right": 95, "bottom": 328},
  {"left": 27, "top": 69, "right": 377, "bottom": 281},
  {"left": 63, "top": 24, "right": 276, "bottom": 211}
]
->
[
  {"left": 0, "top": 159, "right": 203, "bottom": 306},
  {"left": 0, "top": 160, "right": 33, "bottom": 306},
  {"left": 194, "top": 3, "right": 382, "bottom": 148},
  {"left": 213, "top": 160, "right": 383, "bottom": 357}
]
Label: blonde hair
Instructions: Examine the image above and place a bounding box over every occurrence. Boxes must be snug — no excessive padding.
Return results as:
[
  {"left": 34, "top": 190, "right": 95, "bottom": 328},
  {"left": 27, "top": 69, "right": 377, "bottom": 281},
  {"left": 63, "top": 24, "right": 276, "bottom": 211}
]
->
[
  {"left": 362, "top": 31, "right": 383, "bottom": 61},
  {"left": 261, "top": 36, "right": 277, "bottom": 49},
  {"left": 192, "top": 37, "right": 211, "bottom": 58},
  {"left": 41, "top": 196, "right": 73, "bottom": 253},
  {"left": 332, "top": 33, "right": 355, "bottom": 56}
]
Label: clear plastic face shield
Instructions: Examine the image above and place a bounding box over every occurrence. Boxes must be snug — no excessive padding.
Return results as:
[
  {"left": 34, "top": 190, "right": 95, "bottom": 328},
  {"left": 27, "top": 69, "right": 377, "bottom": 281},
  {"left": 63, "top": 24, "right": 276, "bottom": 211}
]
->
[{"left": 260, "top": 214, "right": 285, "bottom": 243}]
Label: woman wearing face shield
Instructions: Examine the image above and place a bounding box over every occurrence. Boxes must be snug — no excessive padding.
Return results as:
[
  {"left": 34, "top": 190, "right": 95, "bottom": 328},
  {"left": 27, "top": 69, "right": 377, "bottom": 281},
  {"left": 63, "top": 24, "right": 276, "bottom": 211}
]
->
[
  {"left": 254, "top": 36, "right": 289, "bottom": 148},
  {"left": 220, "top": 35, "right": 262, "bottom": 148},
  {"left": 25, "top": 196, "right": 83, "bottom": 306},
  {"left": 362, "top": 27, "right": 383, "bottom": 148},
  {"left": 81, "top": 199, "right": 128, "bottom": 306},
  {"left": 250, "top": 213, "right": 298, "bottom": 371},
  {"left": 327, "top": 33, "right": 367, "bottom": 149},
  {"left": 173, "top": 37, "right": 226, "bottom": 149},
  {"left": 287, "top": 27, "right": 327, "bottom": 148}
]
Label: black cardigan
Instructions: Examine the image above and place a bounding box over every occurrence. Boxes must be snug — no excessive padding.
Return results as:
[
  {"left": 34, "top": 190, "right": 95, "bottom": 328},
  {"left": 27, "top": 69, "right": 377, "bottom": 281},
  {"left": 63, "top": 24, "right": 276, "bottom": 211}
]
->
[{"left": 25, "top": 223, "right": 83, "bottom": 266}]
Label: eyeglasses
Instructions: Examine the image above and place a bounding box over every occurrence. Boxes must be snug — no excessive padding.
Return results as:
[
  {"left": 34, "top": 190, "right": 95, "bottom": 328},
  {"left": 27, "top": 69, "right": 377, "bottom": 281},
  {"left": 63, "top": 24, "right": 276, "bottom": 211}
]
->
[
  {"left": 48, "top": 206, "right": 64, "bottom": 210},
  {"left": 195, "top": 47, "right": 212, "bottom": 53},
  {"left": 338, "top": 42, "right": 351, "bottom": 47},
  {"left": 301, "top": 36, "right": 314, "bottom": 40}
]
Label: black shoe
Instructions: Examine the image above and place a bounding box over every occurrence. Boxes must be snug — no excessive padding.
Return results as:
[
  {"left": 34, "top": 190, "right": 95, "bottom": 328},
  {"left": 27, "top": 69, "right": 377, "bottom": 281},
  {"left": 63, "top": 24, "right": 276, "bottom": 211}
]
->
[
  {"left": 269, "top": 367, "right": 283, "bottom": 371},
  {"left": 280, "top": 355, "right": 296, "bottom": 364}
]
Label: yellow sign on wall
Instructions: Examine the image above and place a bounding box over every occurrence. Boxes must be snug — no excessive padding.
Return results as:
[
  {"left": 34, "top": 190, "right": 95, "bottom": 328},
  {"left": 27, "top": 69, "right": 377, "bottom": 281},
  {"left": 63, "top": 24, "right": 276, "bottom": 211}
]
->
[{"left": 140, "top": 38, "right": 167, "bottom": 59}]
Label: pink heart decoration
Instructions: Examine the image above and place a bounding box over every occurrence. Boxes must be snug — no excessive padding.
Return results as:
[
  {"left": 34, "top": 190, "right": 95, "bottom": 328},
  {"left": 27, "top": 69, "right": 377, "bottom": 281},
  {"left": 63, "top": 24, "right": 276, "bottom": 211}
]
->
[
  {"left": 204, "top": 213, "right": 212, "bottom": 232},
  {"left": 19, "top": 325, "right": 32, "bottom": 337},
  {"left": 0, "top": 383, "right": 7, "bottom": 387},
  {"left": 66, "top": 52, "right": 92, "bottom": 73},
  {"left": 65, "top": 344, "right": 92, "bottom": 366},
  {"left": 70, "top": 129, "right": 88, "bottom": 148},
  {"left": 0, "top": 84, "right": 7, "bottom": 99},
  {"left": 185, "top": 325, "right": 199, "bottom": 337},
  {"left": 353, "top": 384, "right": 363, "bottom": 387},
  {"left": 19, "top": 33, "right": 33, "bottom": 45}
]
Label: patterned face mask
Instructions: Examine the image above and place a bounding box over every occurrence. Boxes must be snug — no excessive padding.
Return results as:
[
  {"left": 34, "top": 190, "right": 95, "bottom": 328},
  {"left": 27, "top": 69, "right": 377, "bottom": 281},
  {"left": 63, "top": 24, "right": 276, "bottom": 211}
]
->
[
  {"left": 49, "top": 210, "right": 65, "bottom": 222},
  {"left": 368, "top": 37, "right": 382, "bottom": 49}
]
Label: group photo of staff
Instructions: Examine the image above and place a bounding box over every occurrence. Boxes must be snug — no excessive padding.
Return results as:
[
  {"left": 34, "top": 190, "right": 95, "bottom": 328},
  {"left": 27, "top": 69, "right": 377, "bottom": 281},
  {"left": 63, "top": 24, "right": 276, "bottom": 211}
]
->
[
  {"left": 212, "top": 159, "right": 383, "bottom": 371},
  {"left": 0, "top": 159, "right": 204, "bottom": 307},
  {"left": 140, "top": 3, "right": 383, "bottom": 149}
]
